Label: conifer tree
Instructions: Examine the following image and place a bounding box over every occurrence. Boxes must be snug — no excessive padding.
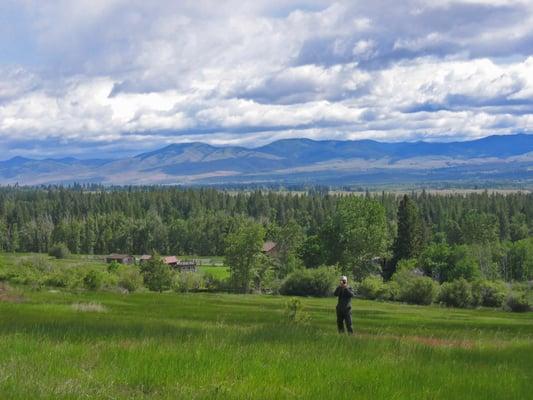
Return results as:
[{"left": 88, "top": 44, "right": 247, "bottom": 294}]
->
[{"left": 387, "top": 195, "right": 423, "bottom": 279}]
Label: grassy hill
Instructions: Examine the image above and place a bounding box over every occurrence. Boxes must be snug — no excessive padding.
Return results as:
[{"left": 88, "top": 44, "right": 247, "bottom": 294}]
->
[{"left": 1, "top": 289, "right": 532, "bottom": 399}]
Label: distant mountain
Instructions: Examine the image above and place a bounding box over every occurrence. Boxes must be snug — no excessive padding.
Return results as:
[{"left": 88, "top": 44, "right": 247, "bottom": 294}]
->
[{"left": 2, "top": 134, "right": 533, "bottom": 186}]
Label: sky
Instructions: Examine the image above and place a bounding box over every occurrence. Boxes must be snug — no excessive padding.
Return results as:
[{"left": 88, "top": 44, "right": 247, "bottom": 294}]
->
[{"left": 0, "top": 0, "right": 533, "bottom": 159}]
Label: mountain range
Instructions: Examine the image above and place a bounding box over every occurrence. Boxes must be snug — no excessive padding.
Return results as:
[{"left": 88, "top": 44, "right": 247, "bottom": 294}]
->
[{"left": 2, "top": 134, "right": 533, "bottom": 186}]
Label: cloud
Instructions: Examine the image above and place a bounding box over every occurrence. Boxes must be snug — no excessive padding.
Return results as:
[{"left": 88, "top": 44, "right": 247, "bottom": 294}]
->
[
  {"left": 234, "top": 63, "right": 371, "bottom": 104},
  {"left": 0, "top": 0, "right": 532, "bottom": 158}
]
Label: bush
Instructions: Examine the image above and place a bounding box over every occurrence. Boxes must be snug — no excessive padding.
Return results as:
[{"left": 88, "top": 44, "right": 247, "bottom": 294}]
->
[
  {"left": 284, "top": 297, "right": 310, "bottom": 324},
  {"left": 203, "top": 271, "right": 227, "bottom": 291},
  {"left": 107, "top": 260, "right": 120, "bottom": 273},
  {"left": 472, "top": 280, "right": 508, "bottom": 307},
  {"left": 48, "top": 243, "right": 71, "bottom": 259},
  {"left": 391, "top": 264, "right": 424, "bottom": 287},
  {"left": 398, "top": 276, "right": 439, "bottom": 305},
  {"left": 1, "top": 262, "right": 44, "bottom": 288},
  {"left": 117, "top": 267, "right": 144, "bottom": 292},
  {"left": 358, "top": 275, "right": 386, "bottom": 300},
  {"left": 256, "top": 273, "right": 282, "bottom": 295},
  {"left": 43, "top": 270, "right": 71, "bottom": 288},
  {"left": 439, "top": 278, "right": 473, "bottom": 308},
  {"left": 140, "top": 257, "right": 174, "bottom": 292},
  {"left": 173, "top": 272, "right": 205, "bottom": 292},
  {"left": 83, "top": 270, "right": 105, "bottom": 290},
  {"left": 381, "top": 281, "right": 401, "bottom": 301},
  {"left": 396, "top": 258, "right": 418, "bottom": 273},
  {"left": 279, "top": 267, "right": 336, "bottom": 297},
  {"left": 505, "top": 293, "right": 531, "bottom": 312},
  {"left": 20, "top": 255, "right": 52, "bottom": 273},
  {"left": 61, "top": 266, "right": 87, "bottom": 289}
]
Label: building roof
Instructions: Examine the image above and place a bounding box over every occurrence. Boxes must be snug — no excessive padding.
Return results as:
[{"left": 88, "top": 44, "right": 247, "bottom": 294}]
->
[
  {"left": 262, "top": 241, "right": 278, "bottom": 252},
  {"left": 178, "top": 260, "right": 197, "bottom": 266},
  {"left": 163, "top": 256, "right": 179, "bottom": 264},
  {"left": 140, "top": 255, "right": 179, "bottom": 264}
]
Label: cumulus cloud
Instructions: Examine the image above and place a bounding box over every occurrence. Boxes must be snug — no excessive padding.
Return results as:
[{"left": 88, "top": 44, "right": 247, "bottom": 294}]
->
[{"left": 0, "top": 0, "right": 532, "bottom": 158}]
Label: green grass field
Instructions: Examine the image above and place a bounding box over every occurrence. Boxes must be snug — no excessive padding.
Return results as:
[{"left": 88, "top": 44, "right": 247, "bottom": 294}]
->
[
  {"left": 1, "top": 288, "right": 532, "bottom": 399},
  {"left": 198, "top": 265, "right": 230, "bottom": 280}
]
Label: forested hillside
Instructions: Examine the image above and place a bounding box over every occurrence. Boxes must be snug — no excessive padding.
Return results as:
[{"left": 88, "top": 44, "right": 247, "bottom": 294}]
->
[{"left": 0, "top": 187, "right": 532, "bottom": 284}]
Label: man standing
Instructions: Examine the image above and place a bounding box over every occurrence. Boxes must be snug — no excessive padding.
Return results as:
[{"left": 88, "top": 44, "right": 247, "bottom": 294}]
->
[{"left": 334, "top": 276, "right": 354, "bottom": 334}]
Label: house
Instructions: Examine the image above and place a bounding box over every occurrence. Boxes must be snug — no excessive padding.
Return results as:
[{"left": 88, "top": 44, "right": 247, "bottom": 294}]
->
[
  {"left": 106, "top": 254, "right": 134, "bottom": 264},
  {"left": 177, "top": 260, "right": 198, "bottom": 272},
  {"left": 262, "top": 241, "right": 279, "bottom": 257},
  {"left": 138, "top": 255, "right": 152, "bottom": 264},
  {"left": 139, "top": 255, "right": 179, "bottom": 266},
  {"left": 138, "top": 255, "right": 195, "bottom": 270},
  {"left": 162, "top": 256, "right": 179, "bottom": 266}
]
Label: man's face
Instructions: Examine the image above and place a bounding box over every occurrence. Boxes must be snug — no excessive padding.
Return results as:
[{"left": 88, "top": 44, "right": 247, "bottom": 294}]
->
[{"left": 340, "top": 280, "right": 347, "bottom": 286}]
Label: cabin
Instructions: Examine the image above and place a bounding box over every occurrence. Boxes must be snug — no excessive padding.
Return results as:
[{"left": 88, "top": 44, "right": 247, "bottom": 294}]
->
[
  {"left": 139, "top": 255, "right": 178, "bottom": 266},
  {"left": 138, "top": 255, "right": 152, "bottom": 264},
  {"left": 139, "top": 255, "right": 195, "bottom": 271},
  {"left": 262, "top": 241, "right": 279, "bottom": 257},
  {"left": 162, "top": 256, "right": 179, "bottom": 266},
  {"left": 106, "top": 254, "right": 134, "bottom": 265},
  {"left": 177, "top": 260, "right": 198, "bottom": 272}
]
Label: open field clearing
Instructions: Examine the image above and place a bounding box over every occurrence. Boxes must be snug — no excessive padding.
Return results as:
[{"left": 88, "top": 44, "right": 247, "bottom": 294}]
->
[{"left": 0, "top": 289, "right": 532, "bottom": 399}]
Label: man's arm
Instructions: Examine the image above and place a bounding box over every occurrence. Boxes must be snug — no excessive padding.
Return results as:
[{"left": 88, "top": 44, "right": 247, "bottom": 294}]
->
[
  {"left": 333, "top": 286, "right": 341, "bottom": 296},
  {"left": 346, "top": 286, "right": 355, "bottom": 297}
]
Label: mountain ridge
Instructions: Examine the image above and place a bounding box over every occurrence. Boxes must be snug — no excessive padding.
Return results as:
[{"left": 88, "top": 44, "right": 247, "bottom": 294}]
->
[{"left": 2, "top": 134, "right": 533, "bottom": 186}]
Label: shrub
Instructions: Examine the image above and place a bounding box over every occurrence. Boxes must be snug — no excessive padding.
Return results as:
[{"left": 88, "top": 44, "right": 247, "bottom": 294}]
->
[
  {"left": 83, "top": 270, "right": 105, "bottom": 290},
  {"left": 391, "top": 264, "right": 424, "bottom": 288},
  {"left": 64, "top": 267, "right": 87, "bottom": 289},
  {"left": 381, "top": 281, "right": 401, "bottom": 301},
  {"left": 358, "top": 275, "right": 386, "bottom": 300},
  {"left": 203, "top": 271, "right": 232, "bottom": 292},
  {"left": 173, "top": 272, "right": 205, "bottom": 292},
  {"left": 44, "top": 270, "right": 71, "bottom": 288},
  {"left": 117, "top": 267, "right": 144, "bottom": 293},
  {"left": 284, "top": 297, "right": 310, "bottom": 324},
  {"left": 396, "top": 258, "right": 418, "bottom": 273},
  {"left": 505, "top": 293, "right": 531, "bottom": 312},
  {"left": 279, "top": 267, "right": 337, "bottom": 297},
  {"left": 140, "top": 257, "right": 174, "bottom": 292},
  {"left": 2, "top": 263, "right": 43, "bottom": 288},
  {"left": 20, "top": 255, "right": 52, "bottom": 273},
  {"left": 398, "top": 276, "right": 439, "bottom": 305},
  {"left": 439, "top": 278, "right": 473, "bottom": 308},
  {"left": 48, "top": 243, "right": 71, "bottom": 259},
  {"left": 255, "top": 269, "right": 282, "bottom": 294},
  {"left": 107, "top": 260, "right": 120, "bottom": 273},
  {"left": 263, "top": 277, "right": 283, "bottom": 295},
  {"left": 471, "top": 280, "right": 508, "bottom": 307}
]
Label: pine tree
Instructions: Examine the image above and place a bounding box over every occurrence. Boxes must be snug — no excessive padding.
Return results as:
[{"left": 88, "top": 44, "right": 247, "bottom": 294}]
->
[{"left": 387, "top": 195, "right": 423, "bottom": 279}]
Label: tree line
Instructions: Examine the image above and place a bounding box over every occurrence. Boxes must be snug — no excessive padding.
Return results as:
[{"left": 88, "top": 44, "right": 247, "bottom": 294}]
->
[{"left": 0, "top": 186, "right": 532, "bottom": 284}]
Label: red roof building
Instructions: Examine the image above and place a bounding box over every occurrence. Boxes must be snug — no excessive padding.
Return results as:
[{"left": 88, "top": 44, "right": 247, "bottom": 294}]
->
[{"left": 262, "top": 241, "right": 279, "bottom": 257}]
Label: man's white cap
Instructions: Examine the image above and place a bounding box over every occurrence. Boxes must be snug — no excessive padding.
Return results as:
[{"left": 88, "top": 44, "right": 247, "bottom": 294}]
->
[{"left": 340, "top": 276, "right": 348, "bottom": 281}]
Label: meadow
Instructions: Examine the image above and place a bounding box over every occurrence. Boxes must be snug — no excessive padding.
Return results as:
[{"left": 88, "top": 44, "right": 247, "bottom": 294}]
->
[{"left": 1, "top": 287, "right": 532, "bottom": 399}]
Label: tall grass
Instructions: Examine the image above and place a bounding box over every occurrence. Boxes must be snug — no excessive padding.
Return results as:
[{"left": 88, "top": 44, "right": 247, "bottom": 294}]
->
[{"left": 0, "top": 291, "right": 532, "bottom": 399}]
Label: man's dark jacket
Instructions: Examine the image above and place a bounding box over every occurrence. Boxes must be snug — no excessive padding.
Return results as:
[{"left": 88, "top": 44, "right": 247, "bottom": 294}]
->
[{"left": 334, "top": 285, "right": 355, "bottom": 309}]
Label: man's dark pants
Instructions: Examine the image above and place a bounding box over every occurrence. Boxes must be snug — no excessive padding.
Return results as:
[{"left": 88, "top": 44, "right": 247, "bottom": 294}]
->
[{"left": 336, "top": 306, "right": 353, "bottom": 334}]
